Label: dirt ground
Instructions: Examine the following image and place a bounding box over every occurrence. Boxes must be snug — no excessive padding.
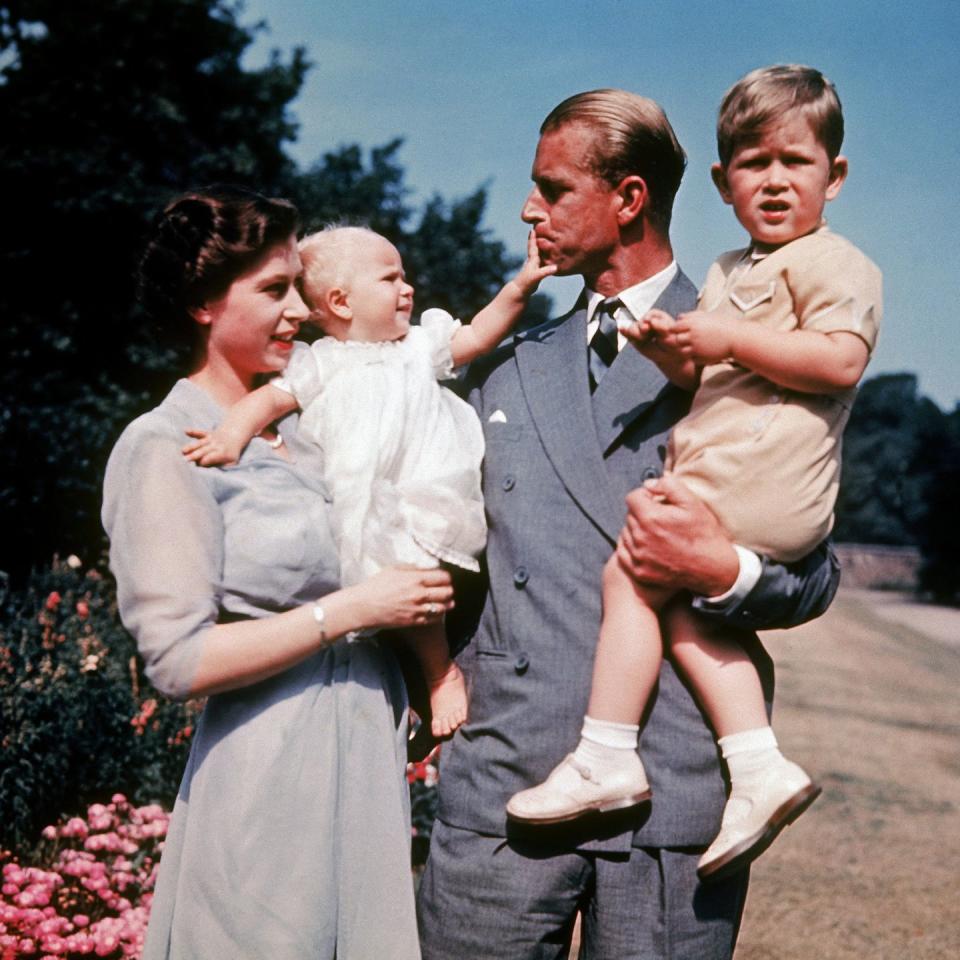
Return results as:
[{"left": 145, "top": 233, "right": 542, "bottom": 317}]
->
[
  {"left": 734, "top": 588, "right": 960, "bottom": 959},
  {"left": 562, "top": 588, "right": 960, "bottom": 958}
]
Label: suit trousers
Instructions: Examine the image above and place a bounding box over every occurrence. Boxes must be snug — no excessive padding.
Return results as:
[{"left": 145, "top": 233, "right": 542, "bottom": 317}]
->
[{"left": 417, "top": 820, "right": 749, "bottom": 960}]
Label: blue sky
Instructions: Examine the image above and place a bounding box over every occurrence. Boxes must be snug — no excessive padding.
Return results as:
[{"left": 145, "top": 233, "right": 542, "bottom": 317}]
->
[{"left": 243, "top": 0, "right": 959, "bottom": 410}]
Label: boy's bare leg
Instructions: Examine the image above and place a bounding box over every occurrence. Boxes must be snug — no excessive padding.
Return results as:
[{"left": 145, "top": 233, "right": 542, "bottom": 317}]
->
[
  {"left": 586, "top": 554, "right": 674, "bottom": 722},
  {"left": 662, "top": 603, "right": 768, "bottom": 737},
  {"left": 663, "top": 604, "right": 821, "bottom": 881},
  {"left": 402, "top": 621, "right": 467, "bottom": 739}
]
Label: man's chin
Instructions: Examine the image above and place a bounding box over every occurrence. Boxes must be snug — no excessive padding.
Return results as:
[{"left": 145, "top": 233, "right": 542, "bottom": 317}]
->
[{"left": 546, "top": 260, "right": 578, "bottom": 277}]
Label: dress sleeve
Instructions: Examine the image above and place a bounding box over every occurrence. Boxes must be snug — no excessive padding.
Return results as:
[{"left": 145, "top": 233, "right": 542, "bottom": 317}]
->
[
  {"left": 271, "top": 340, "right": 325, "bottom": 407},
  {"left": 787, "top": 238, "right": 882, "bottom": 352},
  {"left": 102, "top": 423, "right": 222, "bottom": 700},
  {"left": 416, "top": 308, "right": 462, "bottom": 379}
]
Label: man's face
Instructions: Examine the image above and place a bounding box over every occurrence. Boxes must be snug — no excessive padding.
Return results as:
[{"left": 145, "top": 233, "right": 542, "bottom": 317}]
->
[{"left": 521, "top": 123, "right": 622, "bottom": 281}]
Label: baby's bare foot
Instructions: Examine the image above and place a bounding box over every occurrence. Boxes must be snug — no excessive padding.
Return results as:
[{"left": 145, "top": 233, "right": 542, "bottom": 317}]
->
[{"left": 427, "top": 663, "right": 468, "bottom": 739}]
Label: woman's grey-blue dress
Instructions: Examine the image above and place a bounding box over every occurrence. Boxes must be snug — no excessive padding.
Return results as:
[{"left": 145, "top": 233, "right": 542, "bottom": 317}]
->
[{"left": 102, "top": 379, "right": 420, "bottom": 960}]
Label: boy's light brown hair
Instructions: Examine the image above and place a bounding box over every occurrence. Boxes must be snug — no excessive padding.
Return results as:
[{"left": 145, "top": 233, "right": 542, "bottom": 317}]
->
[{"left": 716, "top": 65, "right": 844, "bottom": 166}]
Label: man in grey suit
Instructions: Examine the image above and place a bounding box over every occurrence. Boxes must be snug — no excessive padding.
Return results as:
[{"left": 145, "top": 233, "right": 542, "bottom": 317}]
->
[{"left": 417, "top": 89, "right": 839, "bottom": 959}]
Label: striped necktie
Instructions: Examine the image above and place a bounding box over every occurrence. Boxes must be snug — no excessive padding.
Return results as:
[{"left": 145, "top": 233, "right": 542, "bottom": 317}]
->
[{"left": 588, "top": 298, "right": 620, "bottom": 392}]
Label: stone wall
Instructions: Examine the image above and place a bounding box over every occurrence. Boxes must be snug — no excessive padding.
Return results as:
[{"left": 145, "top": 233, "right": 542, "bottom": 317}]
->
[{"left": 834, "top": 543, "right": 921, "bottom": 590}]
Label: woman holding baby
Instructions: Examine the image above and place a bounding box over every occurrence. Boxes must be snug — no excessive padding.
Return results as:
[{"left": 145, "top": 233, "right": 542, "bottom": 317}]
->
[{"left": 103, "top": 186, "right": 451, "bottom": 958}]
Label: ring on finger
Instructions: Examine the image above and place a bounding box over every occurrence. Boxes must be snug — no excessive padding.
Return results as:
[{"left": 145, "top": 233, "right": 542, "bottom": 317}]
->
[{"left": 427, "top": 602, "right": 439, "bottom": 615}]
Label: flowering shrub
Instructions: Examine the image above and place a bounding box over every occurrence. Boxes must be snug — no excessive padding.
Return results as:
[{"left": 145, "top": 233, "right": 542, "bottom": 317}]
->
[
  {"left": 0, "top": 558, "right": 200, "bottom": 855},
  {"left": 0, "top": 795, "right": 168, "bottom": 958}
]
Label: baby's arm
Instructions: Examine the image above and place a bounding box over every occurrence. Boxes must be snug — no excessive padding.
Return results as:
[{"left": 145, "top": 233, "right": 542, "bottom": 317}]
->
[
  {"left": 620, "top": 309, "right": 700, "bottom": 391},
  {"left": 662, "top": 309, "right": 869, "bottom": 393},
  {"left": 182, "top": 383, "right": 299, "bottom": 466},
  {"left": 448, "top": 231, "right": 556, "bottom": 367}
]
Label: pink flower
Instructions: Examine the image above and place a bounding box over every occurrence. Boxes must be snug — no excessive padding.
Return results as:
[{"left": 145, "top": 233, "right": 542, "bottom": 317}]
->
[
  {"left": 61, "top": 818, "right": 88, "bottom": 839},
  {"left": 72, "top": 915, "right": 89, "bottom": 928},
  {"left": 75, "top": 600, "right": 90, "bottom": 619},
  {"left": 44, "top": 592, "right": 61, "bottom": 611}
]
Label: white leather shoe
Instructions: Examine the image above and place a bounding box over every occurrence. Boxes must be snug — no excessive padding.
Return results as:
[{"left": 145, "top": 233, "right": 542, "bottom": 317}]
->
[
  {"left": 506, "top": 753, "right": 651, "bottom": 825},
  {"left": 698, "top": 759, "right": 821, "bottom": 882}
]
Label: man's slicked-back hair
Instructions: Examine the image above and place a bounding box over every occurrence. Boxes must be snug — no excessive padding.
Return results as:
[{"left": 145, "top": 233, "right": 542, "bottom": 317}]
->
[
  {"left": 541, "top": 89, "right": 687, "bottom": 233},
  {"left": 716, "top": 64, "right": 844, "bottom": 166}
]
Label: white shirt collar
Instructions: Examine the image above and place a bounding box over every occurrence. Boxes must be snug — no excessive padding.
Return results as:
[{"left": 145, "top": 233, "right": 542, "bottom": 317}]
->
[{"left": 585, "top": 261, "right": 678, "bottom": 347}]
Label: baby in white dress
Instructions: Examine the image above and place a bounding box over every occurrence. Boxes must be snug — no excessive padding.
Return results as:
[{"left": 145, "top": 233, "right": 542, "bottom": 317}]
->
[{"left": 184, "top": 226, "right": 554, "bottom": 739}]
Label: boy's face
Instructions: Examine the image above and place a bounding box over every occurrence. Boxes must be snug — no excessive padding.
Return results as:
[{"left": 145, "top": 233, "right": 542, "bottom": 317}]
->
[
  {"left": 711, "top": 113, "right": 847, "bottom": 247},
  {"left": 343, "top": 234, "right": 414, "bottom": 342}
]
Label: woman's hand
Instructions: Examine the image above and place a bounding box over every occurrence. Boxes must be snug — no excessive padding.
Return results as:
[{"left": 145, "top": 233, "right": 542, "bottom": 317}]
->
[{"left": 345, "top": 566, "right": 455, "bottom": 632}]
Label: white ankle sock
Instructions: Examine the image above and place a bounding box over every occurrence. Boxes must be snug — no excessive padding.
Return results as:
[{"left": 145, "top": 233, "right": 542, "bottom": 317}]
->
[
  {"left": 573, "top": 716, "right": 640, "bottom": 774},
  {"left": 719, "top": 726, "right": 783, "bottom": 783}
]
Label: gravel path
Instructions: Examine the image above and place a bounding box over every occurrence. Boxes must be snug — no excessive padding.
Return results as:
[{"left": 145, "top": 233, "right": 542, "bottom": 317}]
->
[{"left": 735, "top": 588, "right": 960, "bottom": 959}]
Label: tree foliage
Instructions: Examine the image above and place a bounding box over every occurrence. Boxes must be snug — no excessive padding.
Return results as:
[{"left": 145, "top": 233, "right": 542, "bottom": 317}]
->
[
  {"left": 0, "top": 1, "right": 523, "bottom": 579},
  {"left": 835, "top": 373, "right": 959, "bottom": 602},
  {"left": 913, "top": 405, "right": 960, "bottom": 602},
  {"left": 0, "top": 0, "right": 307, "bottom": 576}
]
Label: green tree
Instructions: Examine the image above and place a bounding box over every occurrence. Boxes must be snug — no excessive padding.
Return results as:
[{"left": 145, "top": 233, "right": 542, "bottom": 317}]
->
[
  {"left": 914, "top": 404, "right": 960, "bottom": 603},
  {"left": 835, "top": 373, "right": 947, "bottom": 546},
  {"left": 0, "top": 0, "right": 308, "bottom": 576},
  {"left": 1, "top": 2, "right": 542, "bottom": 581}
]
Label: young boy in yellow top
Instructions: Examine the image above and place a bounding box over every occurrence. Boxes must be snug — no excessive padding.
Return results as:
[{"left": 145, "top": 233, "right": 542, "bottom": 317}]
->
[{"left": 509, "top": 64, "right": 882, "bottom": 883}]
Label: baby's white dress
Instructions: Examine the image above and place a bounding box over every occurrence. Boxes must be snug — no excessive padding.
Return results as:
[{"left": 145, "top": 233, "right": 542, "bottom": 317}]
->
[{"left": 274, "top": 308, "right": 487, "bottom": 586}]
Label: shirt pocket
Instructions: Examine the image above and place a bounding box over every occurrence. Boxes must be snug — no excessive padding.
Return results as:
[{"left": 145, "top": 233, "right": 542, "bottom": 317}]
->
[{"left": 729, "top": 280, "right": 776, "bottom": 314}]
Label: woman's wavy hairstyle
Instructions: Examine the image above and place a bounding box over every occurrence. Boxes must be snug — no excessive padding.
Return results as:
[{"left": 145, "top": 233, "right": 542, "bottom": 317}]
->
[{"left": 137, "top": 185, "right": 300, "bottom": 346}]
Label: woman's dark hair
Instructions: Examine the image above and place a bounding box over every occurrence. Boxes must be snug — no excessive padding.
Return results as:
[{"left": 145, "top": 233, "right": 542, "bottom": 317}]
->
[{"left": 137, "top": 185, "right": 300, "bottom": 341}]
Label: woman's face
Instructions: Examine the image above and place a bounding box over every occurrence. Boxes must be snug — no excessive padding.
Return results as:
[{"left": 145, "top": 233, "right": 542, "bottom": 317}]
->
[{"left": 194, "top": 236, "right": 309, "bottom": 387}]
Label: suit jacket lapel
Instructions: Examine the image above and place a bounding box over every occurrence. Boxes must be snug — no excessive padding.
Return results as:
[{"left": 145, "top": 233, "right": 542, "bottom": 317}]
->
[
  {"left": 592, "top": 271, "right": 696, "bottom": 454},
  {"left": 514, "top": 303, "right": 625, "bottom": 542}
]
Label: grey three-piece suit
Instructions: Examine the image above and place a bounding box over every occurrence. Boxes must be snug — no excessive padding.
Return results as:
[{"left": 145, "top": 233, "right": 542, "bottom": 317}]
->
[{"left": 417, "top": 271, "right": 839, "bottom": 959}]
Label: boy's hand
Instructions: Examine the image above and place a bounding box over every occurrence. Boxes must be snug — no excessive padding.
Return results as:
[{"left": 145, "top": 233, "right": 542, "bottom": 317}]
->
[
  {"left": 620, "top": 308, "right": 677, "bottom": 345},
  {"left": 509, "top": 230, "right": 558, "bottom": 298},
  {"left": 182, "top": 428, "right": 244, "bottom": 467},
  {"left": 620, "top": 308, "right": 700, "bottom": 391},
  {"left": 669, "top": 310, "right": 737, "bottom": 365}
]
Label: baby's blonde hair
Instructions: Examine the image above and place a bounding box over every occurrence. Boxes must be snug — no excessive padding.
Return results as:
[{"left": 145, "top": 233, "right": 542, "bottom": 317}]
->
[
  {"left": 298, "top": 225, "right": 382, "bottom": 322},
  {"left": 716, "top": 65, "right": 844, "bottom": 166}
]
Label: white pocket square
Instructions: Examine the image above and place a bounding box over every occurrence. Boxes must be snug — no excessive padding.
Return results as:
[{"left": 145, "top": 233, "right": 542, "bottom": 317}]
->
[{"left": 488, "top": 410, "right": 508, "bottom": 423}]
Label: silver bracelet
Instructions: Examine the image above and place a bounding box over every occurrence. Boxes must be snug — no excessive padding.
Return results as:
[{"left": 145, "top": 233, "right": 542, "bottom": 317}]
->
[{"left": 312, "top": 600, "right": 327, "bottom": 643}]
